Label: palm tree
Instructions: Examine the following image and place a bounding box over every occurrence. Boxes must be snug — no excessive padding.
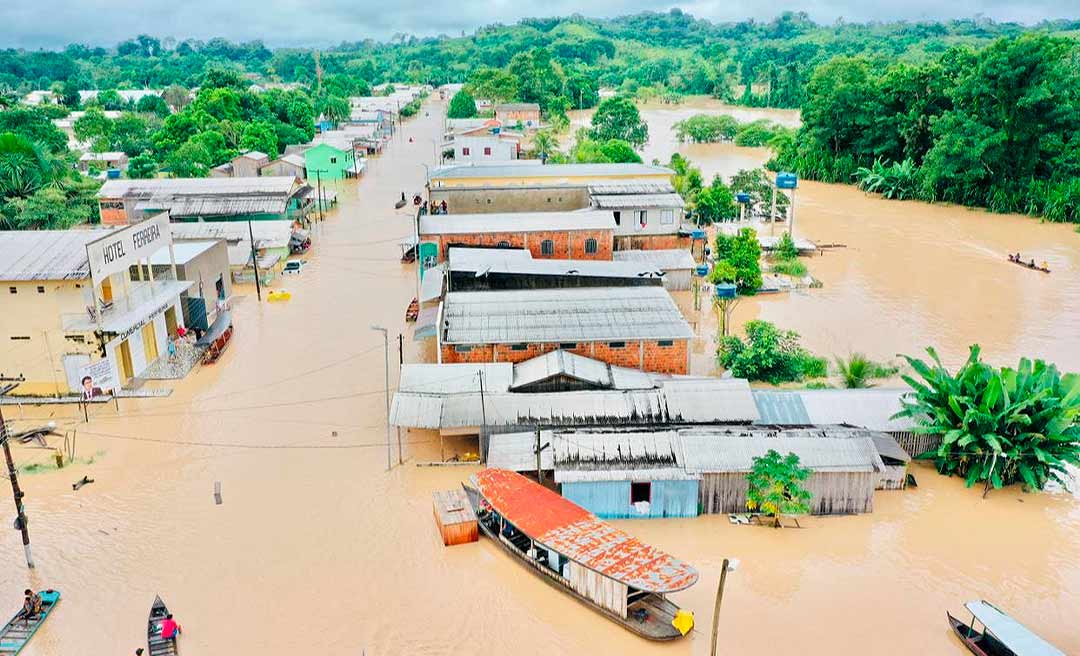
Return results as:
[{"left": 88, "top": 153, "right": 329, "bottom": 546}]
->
[
  {"left": 835, "top": 353, "right": 874, "bottom": 388},
  {"left": 531, "top": 130, "right": 559, "bottom": 162},
  {"left": 0, "top": 132, "right": 64, "bottom": 199}
]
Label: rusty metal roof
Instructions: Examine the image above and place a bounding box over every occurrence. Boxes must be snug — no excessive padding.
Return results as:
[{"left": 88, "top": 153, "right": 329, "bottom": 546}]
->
[{"left": 474, "top": 468, "right": 699, "bottom": 593}]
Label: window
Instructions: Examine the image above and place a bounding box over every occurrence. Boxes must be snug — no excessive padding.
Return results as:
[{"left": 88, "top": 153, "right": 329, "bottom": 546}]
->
[
  {"left": 636, "top": 210, "right": 648, "bottom": 230},
  {"left": 455, "top": 345, "right": 473, "bottom": 353},
  {"left": 630, "top": 482, "right": 652, "bottom": 504},
  {"left": 657, "top": 340, "right": 674, "bottom": 347},
  {"left": 608, "top": 341, "right": 626, "bottom": 348},
  {"left": 36, "top": 286, "right": 45, "bottom": 294},
  {"left": 483, "top": 147, "right": 491, "bottom": 156},
  {"left": 8, "top": 287, "right": 15, "bottom": 294},
  {"left": 65, "top": 335, "right": 86, "bottom": 344},
  {"left": 584, "top": 238, "right": 598, "bottom": 255},
  {"left": 559, "top": 343, "right": 577, "bottom": 349},
  {"left": 612, "top": 211, "right": 621, "bottom": 226},
  {"left": 661, "top": 209, "right": 674, "bottom": 225},
  {"left": 9, "top": 336, "right": 30, "bottom": 341},
  {"left": 462, "top": 147, "right": 470, "bottom": 156},
  {"left": 540, "top": 240, "right": 554, "bottom": 256},
  {"left": 546, "top": 197, "right": 552, "bottom": 203},
  {"left": 510, "top": 344, "right": 528, "bottom": 351},
  {"left": 330, "top": 157, "right": 337, "bottom": 164},
  {"left": 497, "top": 240, "right": 510, "bottom": 248}
]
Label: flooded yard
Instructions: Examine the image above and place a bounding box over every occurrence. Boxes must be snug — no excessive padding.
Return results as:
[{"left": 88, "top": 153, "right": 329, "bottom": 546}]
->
[{"left": 1, "top": 99, "right": 1078, "bottom": 655}]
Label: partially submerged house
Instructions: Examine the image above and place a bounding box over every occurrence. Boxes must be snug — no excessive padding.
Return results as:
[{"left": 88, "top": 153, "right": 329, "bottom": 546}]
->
[
  {"left": 97, "top": 177, "right": 312, "bottom": 225},
  {"left": 418, "top": 211, "right": 616, "bottom": 263},
  {"left": 437, "top": 287, "right": 694, "bottom": 373}
]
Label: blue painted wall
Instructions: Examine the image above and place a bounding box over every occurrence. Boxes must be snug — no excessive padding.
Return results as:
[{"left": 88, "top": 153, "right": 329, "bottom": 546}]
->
[{"left": 562, "top": 480, "right": 699, "bottom": 519}]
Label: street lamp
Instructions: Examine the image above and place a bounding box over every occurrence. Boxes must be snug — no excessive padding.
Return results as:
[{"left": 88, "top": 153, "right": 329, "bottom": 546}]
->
[
  {"left": 709, "top": 557, "right": 740, "bottom": 656},
  {"left": 370, "top": 325, "right": 391, "bottom": 471}
]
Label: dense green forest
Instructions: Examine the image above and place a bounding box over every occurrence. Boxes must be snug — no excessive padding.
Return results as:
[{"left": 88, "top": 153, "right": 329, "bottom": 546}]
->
[{"left": 3, "top": 12, "right": 1077, "bottom": 108}]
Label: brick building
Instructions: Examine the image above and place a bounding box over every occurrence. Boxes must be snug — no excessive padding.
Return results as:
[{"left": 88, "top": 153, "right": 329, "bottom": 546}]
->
[
  {"left": 437, "top": 287, "right": 693, "bottom": 374},
  {"left": 494, "top": 103, "right": 541, "bottom": 128},
  {"left": 418, "top": 211, "right": 615, "bottom": 262}
]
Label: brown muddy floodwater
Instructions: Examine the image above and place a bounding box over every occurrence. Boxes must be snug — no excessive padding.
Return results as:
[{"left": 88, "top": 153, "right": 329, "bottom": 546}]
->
[{"left": 2, "top": 99, "right": 1079, "bottom": 656}]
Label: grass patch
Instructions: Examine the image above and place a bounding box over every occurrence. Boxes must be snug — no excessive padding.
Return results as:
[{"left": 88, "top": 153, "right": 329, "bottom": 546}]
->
[
  {"left": 19, "top": 451, "right": 103, "bottom": 475},
  {"left": 833, "top": 353, "right": 901, "bottom": 388},
  {"left": 770, "top": 257, "right": 808, "bottom": 277}
]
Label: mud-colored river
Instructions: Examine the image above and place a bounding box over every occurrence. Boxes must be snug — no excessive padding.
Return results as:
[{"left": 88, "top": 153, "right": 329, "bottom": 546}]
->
[{"left": 2, "top": 99, "right": 1078, "bottom": 655}]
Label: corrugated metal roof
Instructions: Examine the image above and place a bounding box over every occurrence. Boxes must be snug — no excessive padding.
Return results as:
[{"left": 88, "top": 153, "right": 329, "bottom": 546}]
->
[
  {"left": 752, "top": 390, "right": 812, "bottom": 425},
  {"left": 680, "top": 431, "right": 884, "bottom": 474},
  {"left": 441, "top": 287, "right": 693, "bottom": 344},
  {"left": 797, "top": 389, "right": 916, "bottom": 432},
  {"left": 431, "top": 163, "right": 674, "bottom": 180},
  {"left": 556, "top": 468, "right": 697, "bottom": 483},
  {"left": 420, "top": 263, "right": 446, "bottom": 302},
  {"left": 663, "top": 379, "right": 760, "bottom": 423},
  {"left": 495, "top": 103, "right": 540, "bottom": 111},
  {"left": 135, "top": 197, "right": 288, "bottom": 217},
  {"left": 587, "top": 182, "right": 675, "bottom": 195},
  {"left": 420, "top": 211, "right": 615, "bottom": 235},
  {"left": 398, "top": 363, "right": 513, "bottom": 394},
  {"left": 613, "top": 249, "right": 696, "bottom": 271},
  {"left": 487, "top": 432, "right": 555, "bottom": 472},
  {"left": 474, "top": 468, "right": 699, "bottom": 593},
  {"left": 591, "top": 193, "right": 686, "bottom": 210},
  {"left": 0, "top": 229, "right": 105, "bottom": 281},
  {"left": 553, "top": 430, "right": 684, "bottom": 470},
  {"left": 170, "top": 220, "right": 294, "bottom": 249},
  {"left": 511, "top": 350, "right": 612, "bottom": 389},
  {"left": 449, "top": 247, "right": 662, "bottom": 281},
  {"left": 99, "top": 176, "right": 299, "bottom": 198}
]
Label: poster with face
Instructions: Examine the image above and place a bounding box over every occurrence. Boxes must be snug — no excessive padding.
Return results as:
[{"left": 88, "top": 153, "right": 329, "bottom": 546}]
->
[{"left": 77, "top": 358, "right": 117, "bottom": 399}]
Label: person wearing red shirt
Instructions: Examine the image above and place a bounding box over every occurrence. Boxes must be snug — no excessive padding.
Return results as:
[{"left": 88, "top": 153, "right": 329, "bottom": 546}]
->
[{"left": 160, "top": 614, "right": 181, "bottom": 640}]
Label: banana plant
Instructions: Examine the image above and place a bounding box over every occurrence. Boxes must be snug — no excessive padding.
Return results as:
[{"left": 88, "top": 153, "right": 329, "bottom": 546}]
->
[{"left": 894, "top": 345, "right": 1080, "bottom": 495}]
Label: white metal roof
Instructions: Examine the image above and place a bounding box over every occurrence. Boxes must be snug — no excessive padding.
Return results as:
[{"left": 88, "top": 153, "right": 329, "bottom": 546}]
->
[
  {"left": 397, "top": 363, "right": 514, "bottom": 394},
  {"left": 98, "top": 176, "right": 299, "bottom": 198},
  {"left": 680, "top": 431, "right": 884, "bottom": 474},
  {"left": 440, "top": 287, "right": 693, "bottom": 344},
  {"left": 798, "top": 389, "right": 916, "bottom": 432},
  {"left": 431, "top": 163, "right": 674, "bottom": 180},
  {"left": 486, "top": 432, "right": 556, "bottom": 472},
  {"left": 420, "top": 211, "right": 615, "bottom": 235},
  {"left": 79, "top": 151, "right": 126, "bottom": 161},
  {"left": 963, "top": 600, "right": 1066, "bottom": 656},
  {"left": 591, "top": 193, "right": 686, "bottom": 210},
  {"left": 0, "top": 229, "right": 106, "bottom": 281},
  {"left": 147, "top": 240, "right": 219, "bottom": 265},
  {"left": 169, "top": 220, "right": 294, "bottom": 249},
  {"left": 449, "top": 247, "right": 663, "bottom": 280},
  {"left": 663, "top": 379, "right": 760, "bottom": 423},
  {"left": 420, "top": 264, "right": 446, "bottom": 303},
  {"left": 613, "top": 249, "right": 697, "bottom": 271},
  {"left": 511, "top": 349, "right": 612, "bottom": 390},
  {"left": 587, "top": 182, "right": 676, "bottom": 195}
]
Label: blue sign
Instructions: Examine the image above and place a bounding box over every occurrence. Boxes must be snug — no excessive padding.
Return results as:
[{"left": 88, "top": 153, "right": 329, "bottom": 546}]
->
[
  {"left": 735, "top": 192, "right": 751, "bottom": 204},
  {"left": 776, "top": 172, "right": 798, "bottom": 190}
]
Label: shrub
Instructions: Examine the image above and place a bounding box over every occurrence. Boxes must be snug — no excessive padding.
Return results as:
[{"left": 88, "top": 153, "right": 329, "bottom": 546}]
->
[
  {"left": 746, "top": 450, "right": 812, "bottom": 527},
  {"left": 718, "top": 320, "right": 822, "bottom": 383},
  {"left": 770, "top": 258, "right": 807, "bottom": 277}
]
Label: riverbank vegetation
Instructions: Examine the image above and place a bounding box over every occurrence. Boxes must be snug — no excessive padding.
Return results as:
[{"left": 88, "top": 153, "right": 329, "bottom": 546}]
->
[
  {"left": 770, "top": 34, "right": 1080, "bottom": 222},
  {"left": 896, "top": 345, "right": 1080, "bottom": 494},
  {"left": 718, "top": 320, "right": 826, "bottom": 383},
  {"left": 833, "top": 353, "right": 899, "bottom": 388},
  {"left": 674, "top": 113, "right": 793, "bottom": 148}
]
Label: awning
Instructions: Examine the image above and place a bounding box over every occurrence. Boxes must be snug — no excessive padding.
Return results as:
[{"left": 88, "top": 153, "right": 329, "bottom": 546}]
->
[
  {"left": 196, "top": 310, "right": 233, "bottom": 347},
  {"left": 964, "top": 601, "right": 1065, "bottom": 656},
  {"left": 413, "top": 305, "right": 439, "bottom": 341}
]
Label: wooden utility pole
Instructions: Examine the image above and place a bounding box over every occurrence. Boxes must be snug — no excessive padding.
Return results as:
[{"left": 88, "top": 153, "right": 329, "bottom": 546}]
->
[
  {"left": 477, "top": 370, "right": 487, "bottom": 462},
  {"left": 710, "top": 558, "right": 739, "bottom": 656},
  {"left": 247, "top": 218, "right": 261, "bottom": 302},
  {"left": 535, "top": 426, "right": 542, "bottom": 485},
  {"left": 0, "top": 376, "right": 33, "bottom": 568}
]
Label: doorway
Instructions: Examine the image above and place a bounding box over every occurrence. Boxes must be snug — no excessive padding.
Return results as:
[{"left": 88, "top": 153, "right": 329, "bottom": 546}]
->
[
  {"left": 100, "top": 277, "right": 114, "bottom": 303},
  {"left": 141, "top": 322, "right": 159, "bottom": 363},
  {"left": 165, "top": 307, "right": 179, "bottom": 339},
  {"left": 117, "top": 340, "right": 134, "bottom": 382}
]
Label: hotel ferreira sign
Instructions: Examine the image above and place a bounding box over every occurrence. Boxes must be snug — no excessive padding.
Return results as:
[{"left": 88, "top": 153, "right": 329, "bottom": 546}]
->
[{"left": 85, "top": 212, "right": 173, "bottom": 281}]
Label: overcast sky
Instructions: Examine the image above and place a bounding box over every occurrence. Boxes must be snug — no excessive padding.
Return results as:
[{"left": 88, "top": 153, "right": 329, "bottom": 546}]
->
[{"left": 3, "top": 0, "right": 1078, "bottom": 49}]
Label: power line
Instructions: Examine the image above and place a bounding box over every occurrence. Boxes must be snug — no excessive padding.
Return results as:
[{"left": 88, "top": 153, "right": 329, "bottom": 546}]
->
[{"left": 77, "top": 428, "right": 435, "bottom": 451}]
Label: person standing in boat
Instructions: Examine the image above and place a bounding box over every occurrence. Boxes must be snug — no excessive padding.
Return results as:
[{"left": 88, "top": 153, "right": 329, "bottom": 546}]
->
[
  {"left": 17, "top": 589, "right": 42, "bottom": 623},
  {"left": 160, "top": 613, "right": 182, "bottom": 641}
]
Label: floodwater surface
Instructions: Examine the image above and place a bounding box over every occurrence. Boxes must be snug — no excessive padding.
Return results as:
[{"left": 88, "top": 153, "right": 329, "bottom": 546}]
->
[{"left": 1, "top": 99, "right": 1078, "bottom": 656}]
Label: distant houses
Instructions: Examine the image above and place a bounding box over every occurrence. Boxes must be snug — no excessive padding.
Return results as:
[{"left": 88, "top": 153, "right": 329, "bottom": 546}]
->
[
  {"left": 495, "top": 103, "right": 541, "bottom": 129},
  {"left": 96, "top": 177, "right": 312, "bottom": 225}
]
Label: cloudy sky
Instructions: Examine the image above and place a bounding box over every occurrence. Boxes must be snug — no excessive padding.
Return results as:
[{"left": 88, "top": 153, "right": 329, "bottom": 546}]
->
[{"left": 3, "top": 0, "right": 1078, "bottom": 49}]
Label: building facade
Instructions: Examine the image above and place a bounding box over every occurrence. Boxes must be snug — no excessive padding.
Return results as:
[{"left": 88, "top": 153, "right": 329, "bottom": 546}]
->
[
  {"left": 419, "top": 212, "right": 615, "bottom": 263},
  {"left": 303, "top": 143, "right": 358, "bottom": 181},
  {"left": 495, "top": 103, "right": 541, "bottom": 128}
]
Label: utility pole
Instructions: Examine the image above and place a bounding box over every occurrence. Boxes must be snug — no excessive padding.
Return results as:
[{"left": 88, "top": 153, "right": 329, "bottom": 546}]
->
[
  {"left": 397, "top": 333, "right": 404, "bottom": 366},
  {"left": 314, "top": 169, "right": 325, "bottom": 222},
  {"left": 1, "top": 376, "right": 33, "bottom": 569},
  {"left": 769, "top": 185, "right": 777, "bottom": 237},
  {"left": 371, "top": 326, "right": 391, "bottom": 470},
  {"left": 477, "top": 370, "right": 487, "bottom": 463},
  {"left": 247, "top": 218, "right": 261, "bottom": 302},
  {"left": 535, "top": 425, "right": 542, "bottom": 485},
  {"left": 709, "top": 558, "right": 739, "bottom": 656}
]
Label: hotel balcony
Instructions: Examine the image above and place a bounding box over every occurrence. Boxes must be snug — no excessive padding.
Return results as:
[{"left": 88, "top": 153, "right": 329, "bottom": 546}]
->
[{"left": 62, "top": 279, "right": 193, "bottom": 334}]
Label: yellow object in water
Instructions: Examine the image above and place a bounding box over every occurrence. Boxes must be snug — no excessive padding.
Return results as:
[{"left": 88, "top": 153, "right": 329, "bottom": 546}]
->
[
  {"left": 267, "top": 290, "right": 292, "bottom": 302},
  {"left": 672, "top": 609, "right": 694, "bottom": 636},
  {"left": 462, "top": 452, "right": 480, "bottom": 462}
]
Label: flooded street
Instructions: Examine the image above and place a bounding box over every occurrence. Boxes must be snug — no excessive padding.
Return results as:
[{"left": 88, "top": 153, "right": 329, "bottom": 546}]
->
[{"left": 2, "top": 99, "right": 1079, "bottom": 655}]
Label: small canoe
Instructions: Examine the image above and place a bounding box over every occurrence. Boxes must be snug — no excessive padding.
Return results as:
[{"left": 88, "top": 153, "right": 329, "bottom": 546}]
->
[
  {"left": 0, "top": 589, "right": 60, "bottom": 655},
  {"left": 147, "top": 596, "right": 179, "bottom": 656},
  {"left": 948, "top": 600, "right": 1065, "bottom": 656}
]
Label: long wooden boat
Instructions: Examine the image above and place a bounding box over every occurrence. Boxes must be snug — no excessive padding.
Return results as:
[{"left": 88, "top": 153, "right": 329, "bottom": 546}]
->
[
  {"left": 0, "top": 590, "right": 60, "bottom": 655},
  {"left": 463, "top": 468, "right": 698, "bottom": 641},
  {"left": 147, "top": 596, "right": 179, "bottom": 656},
  {"left": 948, "top": 600, "right": 1064, "bottom": 656},
  {"left": 1008, "top": 257, "right": 1051, "bottom": 273}
]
